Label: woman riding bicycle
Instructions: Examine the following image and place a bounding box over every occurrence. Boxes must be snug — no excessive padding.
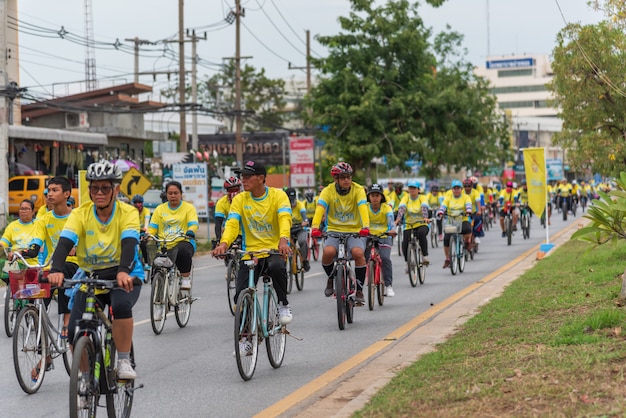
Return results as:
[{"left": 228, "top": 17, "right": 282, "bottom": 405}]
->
[
  {"left": 48, "top": 161, "right": 144, "bottom": 380},
  {"left": 395, "top": 179, "right": 430, "bottom": 266},
  {"left": 286, "top": 187, "right": 311, "bottom": 272},
  {"left": 365, "top": 184, "right": 396, "bottom": 296},
  {"left": 147, "top": 181, "right": 199, "bottom": 290},
  {"left": 2, "top": 199, "right": 38, "bottom": 266},
  {"left": 437, "top": 180, "right": 473, "bottom": 269}
]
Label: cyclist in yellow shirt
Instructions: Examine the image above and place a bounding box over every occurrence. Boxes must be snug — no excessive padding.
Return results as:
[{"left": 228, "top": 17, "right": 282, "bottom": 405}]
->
[
  {"left": 366, "top": 184, "right": 396, "bottom": 296},
  {"left": 498, "top": 181, "right": 520, "bottom": 237},
  {"left": 311, "top": 162, "right": 370, "bottom": 304},
  {"left": 35, "top": 189, "right": 52, "bottom": 219},
  {"left": 463, "top": 178, "right": 484, "bottom": 245},
  {"left": 437, "top": 180, "right": 473, "bottom": 268},
  {"left": 395, "top": 179, "right": 430, "bottom": 265},
  {"left": 2, "top": 199, "right": 37, "bottom": 264},
  {"left": 132, "top": 194, "right": 151, "bottom": 272},
  {"left": 148, "top": 181, "right": 199, "bottom": 290},
  {"left": 48, "top": 162, "right": 144, "bottom": 380},
  {"left": 302, "top": 189, "right": 318, "bottom": 220},
  {"left": 425, "top": 184, "right": 444, "bottom": 240},
  {"left": 212, "top": 160, "right": 293, "bottom": 325},
  {"left": 214, "top": 176, "right": 242, "bottom": 245},
  {"left": 286, "top": 187, "right": 310, "bottom": 272}
]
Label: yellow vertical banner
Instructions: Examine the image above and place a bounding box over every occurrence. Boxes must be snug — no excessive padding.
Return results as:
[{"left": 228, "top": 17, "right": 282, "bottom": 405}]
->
[
  {"left": 79, "top": 170, "right": 89, "bottom": 206},
  {"left": 523, "top": 148, "right": 547, "bottom": 216}
]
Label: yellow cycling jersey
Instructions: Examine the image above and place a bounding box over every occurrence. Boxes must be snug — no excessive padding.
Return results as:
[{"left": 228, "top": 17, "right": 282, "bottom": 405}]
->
[
  {"left": 312, "top": 182, "right": 369, "bottom": 233},
  {"left": 60, "top": 201, "right": 142, "bottom": 278},
  {"left": 214, "top": 195, "right": 232, "bottom": 219},
  {"left": 383, "top": 189, "right": 398, "bottom": 210},
  {"left": 463, "top": 188, "right": 482, "bottom": 213},
  {"left": 222, "top": 186, "right": 292, "bottom": 253},
  {"left": 557, "top": 183, "right": 572, "bottom": 197},
  {"left": 148, "top": 200, "right": 199, "bottom": 250},
  {"left": 425, "top": 192, "right": 443, "bottom": 209},
  {"left": 398, "top": 194, "right": 429, "bottom": 228},
  {"left": 36, "top": 205, "right": 49, "bottom": 219},
  {"left": 440, "top": 193, "right": 472, "bottom": 222},
  {"left": 368, "top": 203, "right": 394, "bottom": 236},
  {"left": 31, "top": 208, "right": 79, "bottom": 268},
  {"left": 518, "top": 189, "right": 529, "bottom": 205},
  {"left": 137, "top": 206, "right": 150, "bottom": 231},
  {"left": 303, "top": 197, "right": 317, "bottom": 219},
  {"left": 291, "top": 200, "right": 307, "bottom": 224},
  {"left": 1, "top": 219, "right": 39, "bottom": 266},
  {"left": 498, "top": 189, "right": 519, "bottom": 204}
]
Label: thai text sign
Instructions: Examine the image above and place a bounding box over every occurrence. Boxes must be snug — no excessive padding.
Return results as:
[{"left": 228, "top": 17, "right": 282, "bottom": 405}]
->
[
  {"left": 172, "top": 163, "right": 209, "bottom": 218},
  {"left": 289, "top": 137, "right": 315, "bottom": 187}
]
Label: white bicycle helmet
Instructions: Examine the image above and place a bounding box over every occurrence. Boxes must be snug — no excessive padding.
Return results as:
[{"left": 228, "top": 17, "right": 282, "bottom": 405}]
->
[{"left": 86, "top": 161, "right": 123, "bottom": 183}]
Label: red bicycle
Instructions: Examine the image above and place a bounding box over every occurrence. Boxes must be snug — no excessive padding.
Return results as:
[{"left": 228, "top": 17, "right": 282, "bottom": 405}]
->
[
  {"left": 365, "top": 234, "right": 388, "bottom": 311},
  {"left": 306, "top": 227, "right": 320, "bottom": 261}
]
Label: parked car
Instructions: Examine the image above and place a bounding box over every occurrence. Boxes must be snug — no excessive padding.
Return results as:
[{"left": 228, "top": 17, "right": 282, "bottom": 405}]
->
[
  {"left": 142, "top": 189, "right": 164, "bottom": 213},
  {"left": 8, "top": 175, "right": 79, "bottom": 214}
]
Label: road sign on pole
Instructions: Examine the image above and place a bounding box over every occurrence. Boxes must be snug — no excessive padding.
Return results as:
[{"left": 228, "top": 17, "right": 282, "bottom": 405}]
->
[{"left": 120, "top": 167, "right": 152, "bottom": 198}]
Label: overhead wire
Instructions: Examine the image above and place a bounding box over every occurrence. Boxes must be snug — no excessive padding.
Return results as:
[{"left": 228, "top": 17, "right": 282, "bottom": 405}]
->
[
  {"left": 268, "top": 0, "right": 322, "bottom": 57},
  {"left": 253, "top": 0, "right": 306, "bottom": 57}
]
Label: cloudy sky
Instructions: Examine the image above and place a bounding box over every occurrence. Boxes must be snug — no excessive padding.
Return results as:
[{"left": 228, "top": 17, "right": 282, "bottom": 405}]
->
[{"left": 13, "top": 0, "right": 602, "bottom": 100}]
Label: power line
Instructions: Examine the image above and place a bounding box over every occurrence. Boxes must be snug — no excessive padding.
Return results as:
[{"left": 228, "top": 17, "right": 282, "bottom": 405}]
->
[
  {"left": 253, "top": 0, "right": 305, "bottom": 57},
  {"left": 269, "top": 0, "right": 321, "bottom": 57},
  {"left": 241, "top": 20, "right": 291, "bottom": 64}
]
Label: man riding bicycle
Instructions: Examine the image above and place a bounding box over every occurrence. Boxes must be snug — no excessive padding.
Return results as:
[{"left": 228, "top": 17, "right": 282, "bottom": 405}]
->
[
  {"left": 48, "top": 161, "right": 144, "bottom": 380},
  {"left": 286, "top": 187, "right": 310, "bottom": 272},
  {"left": 211, "top": 160, "right": 293, "bottom": 325},
  {"left": 311, "top": 162, "right": 370, "bottom": 304},
  {"left": 437, "top": 180, "right": 473, "bottom": 269},
  {"left": 498, "top": 181, "right": 520, "bottom": 238}
]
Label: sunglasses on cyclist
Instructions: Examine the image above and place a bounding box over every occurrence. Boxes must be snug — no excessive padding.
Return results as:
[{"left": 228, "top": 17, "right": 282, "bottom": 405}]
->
[{"left": 89, "top": 185, "right": 114, "bottom": 194}]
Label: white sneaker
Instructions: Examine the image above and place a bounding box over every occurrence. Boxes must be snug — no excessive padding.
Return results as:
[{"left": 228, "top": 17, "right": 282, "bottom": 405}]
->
[
  {"left": 180, "top": 278, "right": 192, "bottom": 290},
  {"left": 278, "top": 304, "right": 292, "bottom": 325},
  {"left": 386, "top": 286, "right": 395, "bottom": 297},
  {"left": 117, "top": 359, "right": 137, "bottom": 380},
  {"left": 474, "top": 237, "right": 481, "bottom": 244},
  {"left": 423, "top": 256, "right": 430, "bottom": 265}
]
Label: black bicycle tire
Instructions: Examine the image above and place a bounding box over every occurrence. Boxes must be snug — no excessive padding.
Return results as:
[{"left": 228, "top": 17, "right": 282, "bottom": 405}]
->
[
  {"left": 226, "top": 261, "right": 237, "bottom": 316},
  {"left": 150, "top": 271, "right": 167, "bottom": 335},
  {"left": 234, "top": 290, "right": 259, "bottom": 381},
  {"left": 13, "top": 306, "right": 47, "bottom": 394},
  {"left": 450, "top": 236, "right": 458, "bottom": 275},
  {"left": 335, "top": 266, "right": 346, "bottom": 330},
  {"left": 562, "top": 200, "right": 568, "bottom": 221},
  {"left": 418, "top": 246, "right": 426, "bottom": 285},
  {"left": 506, "top": 217, "right": 512, "bottom": 246},
  {"left": 295, "top": 252, "right": 304, "bottom": 291},
  {"left": 265, "top": 287, "right": 286, "bottom": 369},
  {"left": 458, "top": 237, "right": 466, "bottom": 273},
  {"left": 69, "top": 336, "right": 98, "bottom": 418},
  {"left": 4, "top": 286, "right": 17, "bottom": 337},
  {"left": 174, "top": 285, "right": 192, "bottom": 328},
  {"left": 106, "top": 341, "right": 135, "bottom": 418},
  {"left": 377, "top": 265, "right": 385, "bottom": 306},
  {"left": 346, "top": 268, "right": 354, "bottom": 324},
  {"left": 408, "top": 244, "right": 418, "bottom": 287},
  {"left": 367, "top": 260, "right": 375, "bottom": 311},
  {"left": 312, "top": 238, "right": 319, "bottom": 261},
  {"left": 286, "top": 258, "right": 294, "bottom": 295}
]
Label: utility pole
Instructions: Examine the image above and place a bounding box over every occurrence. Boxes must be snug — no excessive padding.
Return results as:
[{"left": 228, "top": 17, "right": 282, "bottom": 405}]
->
[
  {"left": 0, "top": 0, "right": 8, "bottom": 225},
  {"left": 124, "top": 37, "right": 154, "bottom": 83},
  {"left": 186, "top": 29, "right": 206, "bottom": 153},
  {"left": 178, "top": 0, "right": 187, "bottom": 152},
  {"left": 234, "top": 0, "right": 243, "bottom": 167}
]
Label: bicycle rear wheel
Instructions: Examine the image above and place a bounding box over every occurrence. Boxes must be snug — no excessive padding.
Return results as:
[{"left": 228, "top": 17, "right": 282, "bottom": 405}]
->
[
  {"left": 234, "top": 290, "right": 259, "bottom": 380},
  {"left": 335, "top": 267, "right": 346, "bottom": 330},
  {"left": 397, "top": 225, "right": 403, "bottom": 256},
  {"left": 408, "top": 244, "right": 418, "bottom": 287},
  {"left": 450, "top": 236, "right": 458, "bottom": 275},
  {"left": 311, "top": 238, "right": 320, "bottom": 261},
  {"left": 150, "top": 271, "right": 167, "bottom": 335},
  {"left": 418, "top": 247, "right": 425, "bottom": 285},
  {"left": 562, "top": 200, "right": 568, "bottom": 221},
  {"left": 295, "top": 252, "right": 304, "bottom": 291},
  {"left": 13, "top": 305, "right": 47, "bottom": 394},
  {"left": 106, "top": 341, "right": 135, "bottom": 418},
  {"left": 506, "top": 217, "right": 512, "bottom": 246},
  {"left": 430, "top": 225, "right": 436, "bottom": 248},
  {"left": 175, "top": 287, "right": 192, "bottom": 328},
  {"left": 4, "top": 287, "right": 19, "bottom": 337},
  {"left": 367, "top": 260, "right": 375, "bottom": 311},
  {"left": 70, "top": 336, "right": 98, "bottom": 418},
  {"left": 266, "top": 288, "right": 286, "bottom": 369},
  {"left": 226, "top": 260, "right": 237, "bottom": 316}
]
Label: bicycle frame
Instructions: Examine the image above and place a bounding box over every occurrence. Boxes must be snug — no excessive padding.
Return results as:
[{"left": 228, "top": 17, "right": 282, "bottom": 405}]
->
[{"left": 325, "top": 232, "right": 360, "bottom": 330}]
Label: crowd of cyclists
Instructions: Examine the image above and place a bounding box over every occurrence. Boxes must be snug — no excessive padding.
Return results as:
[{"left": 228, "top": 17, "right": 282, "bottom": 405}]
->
[{"left": 0, "top": 156, "right": 611, "bottom": 409}]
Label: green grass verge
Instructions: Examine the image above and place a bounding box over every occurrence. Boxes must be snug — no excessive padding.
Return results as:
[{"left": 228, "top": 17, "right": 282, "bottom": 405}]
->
[{"left": 355, "top": 239, "right": 626, "bottom": 417}]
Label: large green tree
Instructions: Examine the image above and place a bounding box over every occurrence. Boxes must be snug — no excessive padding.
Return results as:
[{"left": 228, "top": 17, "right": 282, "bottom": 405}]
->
[
  {"left": 550, "top": 17, "right": 626, "bottom": 176},
  {"left": 306, "top": 0, "right": 510, "bottom": 180}
]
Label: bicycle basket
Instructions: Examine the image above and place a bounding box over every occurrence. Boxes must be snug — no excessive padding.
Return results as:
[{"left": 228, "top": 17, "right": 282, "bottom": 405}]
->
[
  {"left": 152, "top": 255, "right": 174, "bottom": 268},
  {"left": 444, "top": 217, "right": 462, "bottom": 234},
  {"left": 10, "top": 268, "right": 51, "bottom": 299}
]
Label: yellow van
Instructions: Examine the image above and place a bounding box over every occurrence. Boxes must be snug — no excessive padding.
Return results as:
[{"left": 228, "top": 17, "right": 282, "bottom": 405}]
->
[{"left": 8, "top": 175, "right": 79, "bottom": 214}]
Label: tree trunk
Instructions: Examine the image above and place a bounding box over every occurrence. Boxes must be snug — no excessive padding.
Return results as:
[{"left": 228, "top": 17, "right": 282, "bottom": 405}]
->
[{"left": 620, "top": 266, "right": 626, "bottom": 302}]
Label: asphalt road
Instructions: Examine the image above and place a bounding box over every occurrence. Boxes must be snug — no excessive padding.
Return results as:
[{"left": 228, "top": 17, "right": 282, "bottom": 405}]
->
[{"left": 0, "top": 210, "right": 577, "bottom": 417}]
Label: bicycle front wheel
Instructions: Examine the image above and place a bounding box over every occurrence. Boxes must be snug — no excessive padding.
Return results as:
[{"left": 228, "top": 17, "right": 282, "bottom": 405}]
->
[
  {"left": 266, "top": 288, "right": 286, "bottom": 369},
  {"left": 506, "top": 217, "right": 512, "bottom": 246},
  {"left": 286, "top": 258, "right": 294, "bottom": 294},
  {"left": 106, "top": 341, "right": 135, "bottom": 418},
  {"left": 335, "top": 267, "right": 346, "bottom": 330},
  {"left": 450, "top": 236, "right": 458, "bottom": 275},
  {"left": 458, "top": 240, "right": 466, "bottom": 273},
  {"left": 408, "top": 244, "right": 418, "bottom": 287},
  {"left": 226, "top": 260, "right": 237, "bottom": 316},
  {"left": 377, "top": 266, "right": 385, "bottom": 306},
  {"left": 367, "top": 260, "right": 375, "bottom": 311},
  {"left": 418, "top": 247, "right": 426, "bottom": 285},
  {"left": 70, "top": 336, "right": 98, "bottom": 418},
  {"left": 150, "top": 271, "right": 167, "bottom": 335},
  {"left": 295, "top": 252, "right": 304, "bottom": 291},
  {"left": 397, "top": 225, "right": 403, "bottom": 256},
  {"left": 311, "top": 238, "right": 320, "bottom": 261},
  {"left": 13, "top": 305, "right": 47, "bottom": 394},
  {"left": 4, "top": 287, "right": 18, "bottom": 337},
  {"left": 234, "top": 290, "right": 259, "bottom": 381},
  {"left": 175, "top": 275, "right": 192, "bottom": 328}
]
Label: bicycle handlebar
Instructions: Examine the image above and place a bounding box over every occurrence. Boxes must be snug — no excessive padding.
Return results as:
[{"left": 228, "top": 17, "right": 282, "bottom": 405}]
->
[
  {"left": 322, "top": 232, "right": 362, "bottom": 240},
  {"left": 145, "top": 232, "right": 188, "bottom": 243},
  {"left": 7, "top": 251, "right": 51, "bottom": 269},
  {"left": 40, "top": 276, "right": 143, "bottom": 289}
]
